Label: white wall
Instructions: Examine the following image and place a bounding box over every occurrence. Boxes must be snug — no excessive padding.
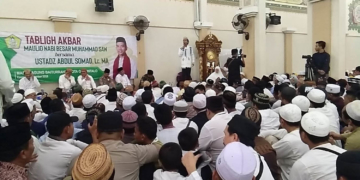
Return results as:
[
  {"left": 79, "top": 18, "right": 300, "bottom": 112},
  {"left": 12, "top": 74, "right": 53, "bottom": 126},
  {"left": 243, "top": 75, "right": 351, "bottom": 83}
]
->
[
  {"left": 345, "top": 36, "right": 360, "bottom": 70},
  {"left": 266, "top": 32, "right": 285, "bottom": 75},
  {"left": 292, "top": 33, "right": 311, "bottom": 74},
  {"left": 267, "top": 10, "right": 308, "bottom": 33}
]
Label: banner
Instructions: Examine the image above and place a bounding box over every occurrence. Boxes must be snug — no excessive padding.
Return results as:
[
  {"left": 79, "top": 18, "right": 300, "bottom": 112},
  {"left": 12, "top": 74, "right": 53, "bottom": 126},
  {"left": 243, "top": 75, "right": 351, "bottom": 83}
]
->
[{"left": 0, "top": 32, "right": 138, "bottom": 83}]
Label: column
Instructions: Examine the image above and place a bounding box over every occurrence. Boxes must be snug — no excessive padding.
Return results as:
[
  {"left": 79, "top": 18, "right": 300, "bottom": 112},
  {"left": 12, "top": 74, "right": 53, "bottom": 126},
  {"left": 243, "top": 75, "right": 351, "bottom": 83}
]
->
[
  {"left": 282, "top": 28, "right": 296, "bottom": 74},
  {"left": 48, "top": 11, "right": 77, "bottom": 33},
  {"left": 238, "top": 0, "right": 268, "bottom": 79},
  {"left": 130, "top": 27, "right": 146, "bottom": 88}
]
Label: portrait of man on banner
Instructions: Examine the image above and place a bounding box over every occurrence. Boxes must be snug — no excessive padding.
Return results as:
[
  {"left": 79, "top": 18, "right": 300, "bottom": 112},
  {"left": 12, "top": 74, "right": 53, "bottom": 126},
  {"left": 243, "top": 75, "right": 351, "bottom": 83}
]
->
[{"left": 108, "top": 37, "right": 137, "bottom": 79}]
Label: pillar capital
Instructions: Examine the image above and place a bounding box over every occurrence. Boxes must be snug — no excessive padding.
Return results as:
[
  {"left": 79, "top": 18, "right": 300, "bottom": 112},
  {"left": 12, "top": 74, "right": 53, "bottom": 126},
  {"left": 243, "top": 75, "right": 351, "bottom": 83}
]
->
[
  {"left": 48, "top": 11, "right": 77, "bottom": 22},
  {"left": 282, "top": 27, "right": 296, "bottom": 34}
]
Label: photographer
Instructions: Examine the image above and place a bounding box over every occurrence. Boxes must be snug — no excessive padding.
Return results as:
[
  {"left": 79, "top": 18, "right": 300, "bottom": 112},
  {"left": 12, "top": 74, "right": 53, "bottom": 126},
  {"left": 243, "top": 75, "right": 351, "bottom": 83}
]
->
[
  {"left": 224, "top": 49, "right": 245, "bottom": 86},
  {"left": 312, "top": 41, "right": 330, "bottom": 80}
]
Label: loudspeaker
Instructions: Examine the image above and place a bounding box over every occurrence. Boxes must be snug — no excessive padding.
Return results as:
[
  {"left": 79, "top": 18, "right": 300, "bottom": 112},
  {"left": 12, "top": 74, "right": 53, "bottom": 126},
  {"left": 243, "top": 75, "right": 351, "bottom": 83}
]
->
[
  {"left": 95, "top": 0, "right": 114, "bottom": 12},
  {"left": 270, "top": 15, "right": 281, "bottom": 25}
]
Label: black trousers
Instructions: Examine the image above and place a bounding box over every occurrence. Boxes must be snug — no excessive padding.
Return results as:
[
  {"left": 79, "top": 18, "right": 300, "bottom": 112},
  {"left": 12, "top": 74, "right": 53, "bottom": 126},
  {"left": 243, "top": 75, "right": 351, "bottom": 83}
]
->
[{"left": 182, "top": 68, "right": 191, "bottom": 81}]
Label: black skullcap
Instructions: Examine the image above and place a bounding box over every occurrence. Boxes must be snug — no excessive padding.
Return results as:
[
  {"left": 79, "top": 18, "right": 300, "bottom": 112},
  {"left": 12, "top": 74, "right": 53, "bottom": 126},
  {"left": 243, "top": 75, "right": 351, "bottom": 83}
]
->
[
  {"left": 116, "top": 37, "right": 127, "bottom": 46},
  {"left": 104, "top": 68, "right": 110, "bottom": 74},
  {"left": 356, "top": 66, "right": 360, "bottom": 72},
  {"left": 118, "top": 67, "right": 123, "bottom": 72},
  {"left": 147, "top": 70, "right": 153, "bottom": 75},
  {"left": 5, "top": 103, "right": 31, "bottom": 125},
  {"left": 0, "top": 122, "right": 31, "bottom": 153},
  {"left": 261, "top": 76, "right": 270, "bottom": 83},
  {"left": 327, "top": 77, "right": 337, "bottom": 84},
  {"left": 207, "top": 79, "right": 214, "bottom": 85},
  {"left": 46, "top": 111, "right": 78, "bottom": 136},
  {"left": 206, "top": 96, "right": 224, "bottom": 112},
  {"left": 336, "top": 151, "right": 360, "bottom": 179},
  {"left": 183, "top": 87, "right": 195, "bottom": 102},
  {"left": 227, "top": 115, "right": 260, "bottom": 147},
  {"left": 253, "top": 76, "right": 260, "bottom": 81},
  {"left": 97, "top": 111, "right": 123, "bottom": 133},
  {"left": 253, "top": 93, "right": 269, "bottom": 105}
]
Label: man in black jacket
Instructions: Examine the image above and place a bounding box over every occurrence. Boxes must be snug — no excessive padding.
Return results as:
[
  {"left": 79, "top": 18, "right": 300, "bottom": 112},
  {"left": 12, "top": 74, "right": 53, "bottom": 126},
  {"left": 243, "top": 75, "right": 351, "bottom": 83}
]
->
[
  {"left": 224, "top": 49, "right": 245, "bottom": 86},
  {"left": 312, "top": 41, "right": 330, "bottom": 81}
]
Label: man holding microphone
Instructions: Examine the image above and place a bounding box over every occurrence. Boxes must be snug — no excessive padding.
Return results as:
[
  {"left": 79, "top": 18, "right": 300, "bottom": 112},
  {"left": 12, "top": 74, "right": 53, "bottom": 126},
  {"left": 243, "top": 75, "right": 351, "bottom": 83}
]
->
[{"left": 178, "top": 37, "right": 195, "bottom": 81}]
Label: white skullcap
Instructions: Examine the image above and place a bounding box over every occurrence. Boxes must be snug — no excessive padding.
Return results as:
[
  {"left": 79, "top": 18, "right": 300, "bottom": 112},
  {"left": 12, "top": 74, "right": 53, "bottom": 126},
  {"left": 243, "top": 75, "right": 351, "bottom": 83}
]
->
[
  {"left": 22, "top": 99, "right": 34, "bottom": 112},
  {"left": 100, "top": 85, "right": 110, "bottom": 93},
  {"left": 189, "top": 82, "right": 198, "bottom": 89},
  {"left": 224, "top": 86, "right": 236, "bottom": 94},
  {"left": 222, "top": 83, "right": 229, "bottom": 87},
  {"left": 205, "top": 89, "right": 216, "bottom": 97},
  {"left": 283, "top": 79, "right": 291, "bottom": 84},
  {"left": 346, "top": 100, "right": 360, "bottom": 121},
  {"left": 201, "top": 82, "right": 206, "bottom": 86},
  {"left": 292, "top": 95, "right": 310, "bottom": 112},
  {"left": 24, "top": 89, "right": 36, "bottom": 97},
  {"left": 307, "top": 89, "right": 326, "bottom": 104},
  {"left": 280, "top": 104, "right": 302, "bottom": 122},
  {"left": 123, "top": 96, "right": 136, "bottom": 110},
  {"left": 82, "top": 94, "right": 97, "bottom": 108},
  {"left": 241, "top": 78, "right": 248, "bottom": 85},
  {"left": 11, "top": 93, "right": 24, "bottom": 104},
  {"left": 275, "top": 75, "right": 284, "bottom": 83},
  {"left": 301, "top": 111, "right": 330, "bottom": 137},
  {"left": 326, "top": 84, "right": 340, "bottom": 94},
  {"left": 298, "top": 71, "right": 305, "bottom": 76},
  {"left": 281, "top": 74, "right": 288, "bottom": 80},
  {"left": 173, "top": 101, "right": 188, "bottom": 112},
  {"left": 134, "top": 89, "right": 145, "bottom": 101},
  {"left": 193, "top": 94, "right": 206, "bottom": 109},
  {"left": 161, "top": 84, "right": 171, "bottom": 95},
  {"left": 216, "top": 142, "right": 257, "bottom": 180},
  {"left": 163, "top": 92, "right": 176, "bottom": 106}
]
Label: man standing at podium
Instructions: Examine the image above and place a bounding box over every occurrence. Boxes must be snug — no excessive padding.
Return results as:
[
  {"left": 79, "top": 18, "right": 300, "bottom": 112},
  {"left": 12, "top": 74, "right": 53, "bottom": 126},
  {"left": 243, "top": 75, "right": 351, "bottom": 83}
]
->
[{"left": 178, "top": 37, "right": 195, "bottom": 80}]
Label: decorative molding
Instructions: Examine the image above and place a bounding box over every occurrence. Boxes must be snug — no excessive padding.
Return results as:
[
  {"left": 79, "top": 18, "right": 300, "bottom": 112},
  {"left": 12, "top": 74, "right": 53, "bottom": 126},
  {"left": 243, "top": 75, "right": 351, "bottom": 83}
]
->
[
  {"left": 308, "top": 0, "right": 324, "bottom": 3},
  {"left": 48, "top": 11, "right": 77, "bottom": 22},
  {"left": 237, "top": 6, "right": 259, "bottom": 17},
  {"left": 194, "top": 21, "right": 214, "bottom": 29},
  {"left": 282, "top": 27, "right": 297, "bottom": 33}
]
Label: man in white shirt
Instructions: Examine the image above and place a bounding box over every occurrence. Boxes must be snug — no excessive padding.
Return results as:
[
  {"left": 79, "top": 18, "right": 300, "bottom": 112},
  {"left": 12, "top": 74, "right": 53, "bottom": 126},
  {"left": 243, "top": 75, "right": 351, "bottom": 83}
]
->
[
  {"left": 289, "top": 111, "right": 346, "bottom": 180},
  {"left": 198, "top": 96, "right": 232, "bottom": 169},
  {"left": 141, "top": 90, "right": 156, "bottom": 120},
  {"left": 272, "top": 87, "right": 296, "bottom": 114},
  {"left": 104, "top": 88, "right": 118, "bottom": 112},
  {"left": 19, "top": 69, "right": 40, "bottom": 91},
  {"left": 59, "top": 68, "right": 76, "bottom": 92},
  {"left": 178, "top": 37, "right": 195, "bottom": 80},
  {"left": 68, "top": 93, "right": 86, "bottom": 129},
  {"left": 262, "top": 104, "right": 309, "bottom": 180},
  {"left": 252, "top": 93, "right": 280, "bottom": 131},
  {"left": 224, "top": 115, "right": 274, "bottom": 180},
  {"left": 115, "top": 67, "right": 131, "bottom": 87},
  {"left": 77, "top": 69, "right": 96, "bottom": 90},
  {"left": 307, "top": 89, "right": 341, "bottom": 147},
  {"left": 155, "top": 104, "right": 182, "bottom": 144},
  {"left": 29, "top": 111, "right": 87, "bottom": 180},
  {"left": 223, "top": 88, "right": 243, "bottom": 117},
  {"left": 172, "top": 101, "right": 198, "bottom": 132},
  {"left": 95, "top": 85, "right": 110, "bottom": 105}
]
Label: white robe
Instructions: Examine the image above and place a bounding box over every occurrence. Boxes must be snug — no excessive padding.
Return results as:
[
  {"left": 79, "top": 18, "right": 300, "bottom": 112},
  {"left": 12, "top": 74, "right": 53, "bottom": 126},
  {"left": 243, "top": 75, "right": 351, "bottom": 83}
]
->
[{"left": 206, "top": 67, "right": 225, "bottom": 82}]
